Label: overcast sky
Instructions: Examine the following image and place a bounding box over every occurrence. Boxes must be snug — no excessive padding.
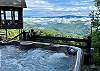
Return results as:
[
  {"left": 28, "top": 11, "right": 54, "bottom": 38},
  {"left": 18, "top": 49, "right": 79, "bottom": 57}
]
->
[{"left": 23, "top": 0, "right": 95, "bottom": 17}]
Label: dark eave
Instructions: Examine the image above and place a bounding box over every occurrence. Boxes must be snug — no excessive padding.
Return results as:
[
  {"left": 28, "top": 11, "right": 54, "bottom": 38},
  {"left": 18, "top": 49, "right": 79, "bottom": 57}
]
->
[{"left": 0, "top": 0, "right": 27, "bottom": 8}]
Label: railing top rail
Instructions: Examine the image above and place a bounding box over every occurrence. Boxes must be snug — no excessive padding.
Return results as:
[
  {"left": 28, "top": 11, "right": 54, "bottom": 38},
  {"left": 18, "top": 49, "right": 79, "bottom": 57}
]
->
[{"left": 35, "top": 35, "right": 89, "bottom": 42}]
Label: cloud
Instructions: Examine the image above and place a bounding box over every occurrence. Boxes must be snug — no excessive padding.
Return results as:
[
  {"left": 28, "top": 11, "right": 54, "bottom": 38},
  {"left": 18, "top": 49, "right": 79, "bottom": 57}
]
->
[
  {"left": 24, "top": 0, "right": 94, "bottom": 17},
  {"left": 24, "top": 8, "right": 33, "bottom": 11},
  {"left": 26, "top": 0, "right": 53, "bottom": 8}
]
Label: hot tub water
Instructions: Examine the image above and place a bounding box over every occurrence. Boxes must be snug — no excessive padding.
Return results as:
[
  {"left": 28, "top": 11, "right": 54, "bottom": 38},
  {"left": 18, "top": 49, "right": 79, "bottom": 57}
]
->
[{"left": 0, "top": 45, "right": 76, "bottom": 71}]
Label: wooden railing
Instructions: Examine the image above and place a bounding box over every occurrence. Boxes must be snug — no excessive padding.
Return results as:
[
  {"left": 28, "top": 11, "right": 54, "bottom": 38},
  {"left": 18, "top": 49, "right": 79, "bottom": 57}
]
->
[
  {"left": 0, "top": 20, "right": 23, "bottom": 29},
  {"left": 10, "top": 30, "right": 91, "bottom": 65}
]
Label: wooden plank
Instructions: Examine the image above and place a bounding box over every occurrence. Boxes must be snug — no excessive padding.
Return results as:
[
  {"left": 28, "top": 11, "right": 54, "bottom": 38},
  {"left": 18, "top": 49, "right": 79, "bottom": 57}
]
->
[
  {"left": 35, "top": 36, "right": 88, "bottom": 42},
  {"left": 11, "top": 10, "right": 15, "bottom": 24},
  {"left": 0, "top": 9, "right": 1, "bottom": 25},
  {"left": 18, "top": 8, "right": 23, "bottom": 28},
  {"left": 0, "top": 33, "right": 5, "bottom": 35},
  {"left": 3, "top": 10, "right": 6, "bottom": 20},
  {"left": 0, "top": 7, "right": 22, "bottom": 11}
]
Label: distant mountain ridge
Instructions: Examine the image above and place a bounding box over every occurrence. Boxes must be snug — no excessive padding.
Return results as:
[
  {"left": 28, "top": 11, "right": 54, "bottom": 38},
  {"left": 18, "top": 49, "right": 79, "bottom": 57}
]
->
[
  {"left": 24, "top": 15, "right": 90, "bottom": 18},
  {"left": 40, "top": 15, "right": 90, "bottom": 18}
]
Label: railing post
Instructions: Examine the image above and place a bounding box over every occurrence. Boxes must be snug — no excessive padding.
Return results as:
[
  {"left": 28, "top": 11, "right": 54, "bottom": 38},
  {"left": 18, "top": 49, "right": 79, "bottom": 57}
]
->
[
  {"left": 33, "top": 32, "right": 36, "bottom": 41},
  {"left": 23, "top": 30, "right": 26, "bottom": 41},
  {"left": 85, "top": 36, "right": 91, "bottom": 65},
  {"left": 30, "top": 29, "right": 36, "bottom": 41}
]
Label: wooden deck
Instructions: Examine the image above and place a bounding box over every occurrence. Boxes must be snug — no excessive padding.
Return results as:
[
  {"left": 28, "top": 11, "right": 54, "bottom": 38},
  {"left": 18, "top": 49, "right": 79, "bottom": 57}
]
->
[{"left": 82, "top": 65, "right": 100, "bottom": 71}]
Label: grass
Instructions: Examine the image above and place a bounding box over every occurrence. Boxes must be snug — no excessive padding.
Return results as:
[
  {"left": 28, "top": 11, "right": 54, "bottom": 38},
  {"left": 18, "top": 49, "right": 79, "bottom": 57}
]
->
[{"left": 0, "top": 29, "right": 19, "bottom": 40}]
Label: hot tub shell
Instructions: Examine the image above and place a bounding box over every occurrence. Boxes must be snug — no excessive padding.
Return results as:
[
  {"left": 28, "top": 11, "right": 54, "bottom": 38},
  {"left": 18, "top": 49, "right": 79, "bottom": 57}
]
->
[
  {"left": 20, "top": 41, "right": 83, "bottom": 71},
  {"left": 0, "top": 41, "right": 83, "bottom": 71}
]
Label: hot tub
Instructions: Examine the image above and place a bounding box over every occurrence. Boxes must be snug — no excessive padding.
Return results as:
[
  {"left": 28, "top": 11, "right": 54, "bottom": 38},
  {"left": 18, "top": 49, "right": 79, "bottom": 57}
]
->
[{"left": 0, "top": 41, "right": 83, "bottom": 71}]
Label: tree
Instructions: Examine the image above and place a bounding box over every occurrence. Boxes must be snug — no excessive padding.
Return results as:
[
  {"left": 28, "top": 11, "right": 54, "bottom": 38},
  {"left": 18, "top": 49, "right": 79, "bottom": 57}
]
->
[
  {"left": 95, "top": 0, "right": 100, "bottom": 8},
  {"left": 89, "top": 0, "right": 100, "bottom": 32},
  {"left": 90, "top": 0, "right": 100, "bottom": 65}
]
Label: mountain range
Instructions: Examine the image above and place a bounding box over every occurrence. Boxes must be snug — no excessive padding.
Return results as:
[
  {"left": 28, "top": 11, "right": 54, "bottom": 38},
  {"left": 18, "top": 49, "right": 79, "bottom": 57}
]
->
[{"left": 24, "top": 15, "right": 90, "bottom": 18}]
